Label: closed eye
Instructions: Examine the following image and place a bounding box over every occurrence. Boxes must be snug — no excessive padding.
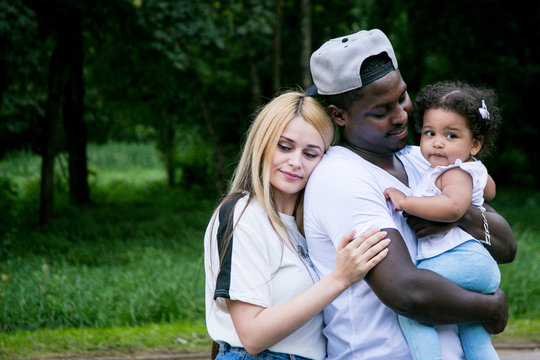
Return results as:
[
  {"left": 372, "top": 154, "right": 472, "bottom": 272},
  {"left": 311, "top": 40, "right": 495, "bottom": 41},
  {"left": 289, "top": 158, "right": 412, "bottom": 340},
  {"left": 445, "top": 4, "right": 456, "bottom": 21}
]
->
[{"left": 278, "top": 143, "right": 292, "bottom": 151}]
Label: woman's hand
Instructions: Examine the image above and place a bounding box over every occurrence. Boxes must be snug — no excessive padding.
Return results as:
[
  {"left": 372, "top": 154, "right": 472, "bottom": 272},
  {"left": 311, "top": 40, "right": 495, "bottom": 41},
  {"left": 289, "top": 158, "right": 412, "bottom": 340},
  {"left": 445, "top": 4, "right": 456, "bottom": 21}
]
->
[
  {"left": 330, "top": 228, "right": 390, "bottom": 288},
  {"left": 226, "top": 229, "right": 389, "bottom": 355}
]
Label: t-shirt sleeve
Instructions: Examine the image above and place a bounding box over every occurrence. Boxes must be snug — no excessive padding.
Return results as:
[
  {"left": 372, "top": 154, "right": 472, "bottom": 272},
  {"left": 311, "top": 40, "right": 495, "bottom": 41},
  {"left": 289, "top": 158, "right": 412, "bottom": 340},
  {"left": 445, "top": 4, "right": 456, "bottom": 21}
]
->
[
  {"left": 459, "top": 161, "right": 488, "bottom": 206},
  {"left": 307, "top": 157, "right": 400, "bottom": 249},
  {"left": 214, "top": 205, "right": 273, "bottom": 308}
]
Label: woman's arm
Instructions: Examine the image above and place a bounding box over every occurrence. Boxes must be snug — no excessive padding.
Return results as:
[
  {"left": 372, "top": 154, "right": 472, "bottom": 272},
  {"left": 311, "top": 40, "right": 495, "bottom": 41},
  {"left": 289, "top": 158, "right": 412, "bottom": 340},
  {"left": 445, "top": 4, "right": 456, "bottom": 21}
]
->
[
  {"left": 365, "top": 228, "right": 508, "bottom": 333},
  {"left": 384, "top": 168, "right": 473, "bottom": 222},
  {"left": 227, "top": 229, "right": 390, "bottom": 355}
]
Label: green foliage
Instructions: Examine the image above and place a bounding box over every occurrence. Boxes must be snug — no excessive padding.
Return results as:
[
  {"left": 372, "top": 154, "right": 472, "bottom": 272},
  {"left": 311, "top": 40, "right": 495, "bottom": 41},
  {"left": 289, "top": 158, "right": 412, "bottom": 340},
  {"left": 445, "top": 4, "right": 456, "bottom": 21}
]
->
[
  {"left": 0, "top": 182, "right": 213, "bottom": 332},
  {"left": 0, "top": 0, "right": 47, "bottom": 154},
  {"left": 0, "top": 143, "right": 216, "bottom": 332},
  {"left": 489, "top": 189, "right": 540, "bottom": 320},
  {"left": 0, "top": 248, "right": 205, "bottom": 331},
  {"left": 0, "top": 175, "right": 19, "bottom": 256}
]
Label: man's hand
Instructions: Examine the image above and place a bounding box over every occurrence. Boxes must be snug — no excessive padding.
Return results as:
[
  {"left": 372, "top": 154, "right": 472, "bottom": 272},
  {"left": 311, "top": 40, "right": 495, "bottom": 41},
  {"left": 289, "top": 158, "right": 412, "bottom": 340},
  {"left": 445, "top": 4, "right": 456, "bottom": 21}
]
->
[
  {"left": 404, "top": 212, "right": 458, "bottom": 237},
  {"left": 482, "top": 289, "right": 508, "bottom": 334}
]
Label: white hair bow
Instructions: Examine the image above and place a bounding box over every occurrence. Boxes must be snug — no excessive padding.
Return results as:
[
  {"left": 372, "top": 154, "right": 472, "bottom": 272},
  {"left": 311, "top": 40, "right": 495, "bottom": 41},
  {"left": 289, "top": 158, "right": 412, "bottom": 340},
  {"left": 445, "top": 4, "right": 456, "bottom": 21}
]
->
[{"left": 479, "top": 100, "right": 490, "bottom": 120}]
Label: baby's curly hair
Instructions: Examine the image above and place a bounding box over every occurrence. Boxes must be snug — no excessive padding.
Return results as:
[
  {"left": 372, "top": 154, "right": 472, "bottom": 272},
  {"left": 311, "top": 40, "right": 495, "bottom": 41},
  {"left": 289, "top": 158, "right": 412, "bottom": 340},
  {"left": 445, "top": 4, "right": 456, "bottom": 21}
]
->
[{"left": 411, "top": 81, "right": 501, "bottom": 158}]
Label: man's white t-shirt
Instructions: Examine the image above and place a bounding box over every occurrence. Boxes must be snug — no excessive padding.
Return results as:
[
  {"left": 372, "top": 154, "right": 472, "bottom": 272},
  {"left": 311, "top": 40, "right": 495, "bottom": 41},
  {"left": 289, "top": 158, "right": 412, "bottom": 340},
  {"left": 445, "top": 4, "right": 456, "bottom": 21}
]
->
[
  {"left": 205, "top": 195, "right": 326, "bottom": 360},
  {"left": 303, "top": 145, "right": 465, "bottom": 360}
]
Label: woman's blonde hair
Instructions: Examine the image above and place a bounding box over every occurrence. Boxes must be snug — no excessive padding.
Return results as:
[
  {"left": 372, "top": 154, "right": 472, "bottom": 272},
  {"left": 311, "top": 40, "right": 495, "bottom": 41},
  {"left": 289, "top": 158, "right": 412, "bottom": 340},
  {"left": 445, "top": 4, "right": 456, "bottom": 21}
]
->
[{"left": 224, "top": 90, "right": 334, "bottom": 251}]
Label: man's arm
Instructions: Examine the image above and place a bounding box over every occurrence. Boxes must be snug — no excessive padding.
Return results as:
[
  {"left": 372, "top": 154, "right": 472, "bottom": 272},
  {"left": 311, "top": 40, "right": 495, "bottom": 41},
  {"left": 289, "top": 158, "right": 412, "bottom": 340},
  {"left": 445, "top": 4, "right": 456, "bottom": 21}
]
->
[
  {"left": 365, "top": 228, "right": 508, "bottom": 333},
  {"left": 459, "top": 203, "right": 516, "bottom": 263},
  {"left": 405, "top": 204, "right": 516, "bottom": 264}
]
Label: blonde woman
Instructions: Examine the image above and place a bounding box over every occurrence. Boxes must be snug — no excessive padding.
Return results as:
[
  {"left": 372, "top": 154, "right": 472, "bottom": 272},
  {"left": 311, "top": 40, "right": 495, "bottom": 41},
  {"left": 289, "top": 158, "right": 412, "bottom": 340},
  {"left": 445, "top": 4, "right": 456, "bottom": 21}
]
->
[{"left": 204, "top": 91, "right": 391, "bottom": 360}]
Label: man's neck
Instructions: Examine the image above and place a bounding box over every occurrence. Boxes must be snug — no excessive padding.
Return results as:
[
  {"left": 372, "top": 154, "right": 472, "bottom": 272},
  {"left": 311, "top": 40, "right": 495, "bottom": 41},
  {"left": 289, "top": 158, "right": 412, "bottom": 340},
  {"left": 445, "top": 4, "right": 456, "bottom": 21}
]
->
[{"left": 339, "top": 138, "right": 409, "bottom": 186}]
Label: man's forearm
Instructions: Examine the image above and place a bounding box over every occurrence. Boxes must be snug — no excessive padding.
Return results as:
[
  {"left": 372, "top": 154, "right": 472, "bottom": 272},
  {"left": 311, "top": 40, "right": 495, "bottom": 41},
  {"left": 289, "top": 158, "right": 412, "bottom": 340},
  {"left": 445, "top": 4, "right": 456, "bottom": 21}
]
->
[
  {"left": 459, "top": 203, "right": 516, "bottom": 263},
  {"left": 366, "top": 228, "right": 507, "bottom": 329}
]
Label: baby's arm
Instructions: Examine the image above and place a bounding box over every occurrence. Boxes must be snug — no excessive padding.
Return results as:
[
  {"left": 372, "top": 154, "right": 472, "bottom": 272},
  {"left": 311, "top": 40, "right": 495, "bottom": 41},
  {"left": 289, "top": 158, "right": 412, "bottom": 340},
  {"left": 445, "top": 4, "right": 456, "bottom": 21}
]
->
[
  {"left": 384, "top": 168, "right": 473, "bottom": 222},
  {"left": 484, "top": 175, "right": 496, "bottom": 201}
]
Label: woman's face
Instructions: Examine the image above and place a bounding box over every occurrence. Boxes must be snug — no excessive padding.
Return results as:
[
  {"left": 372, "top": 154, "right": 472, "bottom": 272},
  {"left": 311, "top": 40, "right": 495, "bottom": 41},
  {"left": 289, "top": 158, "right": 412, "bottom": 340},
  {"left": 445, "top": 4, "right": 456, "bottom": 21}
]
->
[{"left": 270, "top": 116, "right": 325, "bottom": 214}]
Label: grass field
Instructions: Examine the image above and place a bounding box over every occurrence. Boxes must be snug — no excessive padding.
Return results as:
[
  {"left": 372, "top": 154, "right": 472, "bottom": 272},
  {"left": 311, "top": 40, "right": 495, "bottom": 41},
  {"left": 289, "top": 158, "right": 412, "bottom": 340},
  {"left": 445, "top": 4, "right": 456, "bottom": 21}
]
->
[{"left": 0, "top": 142, "right": 538, "bottom": 359}]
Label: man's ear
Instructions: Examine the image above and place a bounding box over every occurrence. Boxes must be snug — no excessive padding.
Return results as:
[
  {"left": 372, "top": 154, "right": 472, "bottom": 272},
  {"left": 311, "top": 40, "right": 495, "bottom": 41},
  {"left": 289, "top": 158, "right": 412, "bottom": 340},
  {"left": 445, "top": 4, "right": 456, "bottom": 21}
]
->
[{"left": 328, "top": 105, "right": 346, "bottom": 127}]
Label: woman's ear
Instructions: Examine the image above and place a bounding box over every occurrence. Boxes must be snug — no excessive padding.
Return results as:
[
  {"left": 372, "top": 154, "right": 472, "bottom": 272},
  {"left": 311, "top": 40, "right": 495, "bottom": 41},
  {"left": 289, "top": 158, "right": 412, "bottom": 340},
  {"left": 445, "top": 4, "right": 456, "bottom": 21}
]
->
[{"left": 328, "top": 105, "right": 346, "bottom": 127}]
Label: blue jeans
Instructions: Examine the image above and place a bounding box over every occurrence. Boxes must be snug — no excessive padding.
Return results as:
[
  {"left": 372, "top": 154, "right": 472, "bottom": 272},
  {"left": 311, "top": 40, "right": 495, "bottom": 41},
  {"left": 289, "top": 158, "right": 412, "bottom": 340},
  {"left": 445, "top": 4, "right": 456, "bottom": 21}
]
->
[
  {"left": 216, "top": 342, "right": 314, "bottom": 360},
  {"left": 399, "top": 240, "right": 501, "bottom": 360}
]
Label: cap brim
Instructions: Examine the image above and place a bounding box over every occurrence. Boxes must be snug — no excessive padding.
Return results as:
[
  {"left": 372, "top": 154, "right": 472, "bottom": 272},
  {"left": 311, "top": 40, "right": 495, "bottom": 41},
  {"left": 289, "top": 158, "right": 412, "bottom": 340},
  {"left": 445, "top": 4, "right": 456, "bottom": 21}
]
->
[{"left": 305, "top": 84, "right": 318, "bottom": 96}]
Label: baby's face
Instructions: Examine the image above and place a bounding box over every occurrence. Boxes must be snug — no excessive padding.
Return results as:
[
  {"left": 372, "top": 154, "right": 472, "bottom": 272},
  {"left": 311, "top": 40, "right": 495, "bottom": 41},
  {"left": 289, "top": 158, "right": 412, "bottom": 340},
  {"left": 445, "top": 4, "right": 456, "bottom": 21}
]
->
[{"left": 420, "top": 108, "right": 482, "bottom": 167}]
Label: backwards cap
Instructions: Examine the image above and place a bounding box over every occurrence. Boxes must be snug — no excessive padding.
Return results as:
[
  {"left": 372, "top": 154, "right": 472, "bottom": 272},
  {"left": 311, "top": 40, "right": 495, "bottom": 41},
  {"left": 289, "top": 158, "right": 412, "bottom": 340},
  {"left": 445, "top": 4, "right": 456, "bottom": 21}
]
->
[{"left": 308, "top": 29, "right": 398, "bottom": 95}]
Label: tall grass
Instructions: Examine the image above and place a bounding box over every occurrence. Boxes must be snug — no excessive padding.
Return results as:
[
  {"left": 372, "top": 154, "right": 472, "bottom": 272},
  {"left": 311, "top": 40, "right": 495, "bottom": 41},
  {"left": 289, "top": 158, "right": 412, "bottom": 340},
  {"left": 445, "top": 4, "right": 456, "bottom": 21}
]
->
[
  {"left": 0, "top": 142, "right": 217, "bottom": 332},
  {"left": 489, "top": 190, "right": 540, "bottom": 320},
  {"left": 0, "top": 142, "right": 538, "bottom": 337}
]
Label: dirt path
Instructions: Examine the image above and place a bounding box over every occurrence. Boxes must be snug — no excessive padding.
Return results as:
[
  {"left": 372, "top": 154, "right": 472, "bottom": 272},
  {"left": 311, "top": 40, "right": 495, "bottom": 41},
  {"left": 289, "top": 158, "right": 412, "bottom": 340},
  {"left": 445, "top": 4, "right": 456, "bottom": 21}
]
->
[{"left": 41, "top": 346, "right": 540, "bottom": 360}]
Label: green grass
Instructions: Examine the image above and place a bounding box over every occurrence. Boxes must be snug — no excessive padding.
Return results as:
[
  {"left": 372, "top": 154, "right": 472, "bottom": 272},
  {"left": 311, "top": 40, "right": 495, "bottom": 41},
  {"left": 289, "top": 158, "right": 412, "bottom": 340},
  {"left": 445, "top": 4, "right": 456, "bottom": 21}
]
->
[
  {"left": 0, "top": 143, "right": 538, "bottom": 359},
  {"left": 489, "top": 189, "right": 540, "bottom": 321},
  {"left": 0, "top": 320, "right": 211, "bottom": 360}
]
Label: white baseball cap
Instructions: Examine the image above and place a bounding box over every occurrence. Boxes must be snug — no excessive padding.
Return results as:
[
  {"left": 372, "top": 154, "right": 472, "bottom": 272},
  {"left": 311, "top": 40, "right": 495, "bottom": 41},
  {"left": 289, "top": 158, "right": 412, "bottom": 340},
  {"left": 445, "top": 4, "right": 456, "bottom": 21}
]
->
[{"left": 308, "top": 29, "right": 398, "bottom": 95}]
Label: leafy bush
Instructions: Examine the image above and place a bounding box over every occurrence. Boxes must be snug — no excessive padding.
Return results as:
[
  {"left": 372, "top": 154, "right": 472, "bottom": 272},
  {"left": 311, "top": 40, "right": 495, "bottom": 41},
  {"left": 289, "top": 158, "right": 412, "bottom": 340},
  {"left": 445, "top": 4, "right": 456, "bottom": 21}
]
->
[{"left": 0, "top": 175, "right": 19, "bottom": 256}]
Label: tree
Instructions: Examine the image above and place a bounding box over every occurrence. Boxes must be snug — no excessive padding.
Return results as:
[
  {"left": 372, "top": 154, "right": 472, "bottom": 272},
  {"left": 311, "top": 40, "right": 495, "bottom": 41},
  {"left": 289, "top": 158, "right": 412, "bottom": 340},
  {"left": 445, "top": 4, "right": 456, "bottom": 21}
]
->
[
  {"left": 0, "top": 0, "right": 44, "bottom": 157},
  {"left": 22, "top": 0, "right": 91, "bottom": 224},
  {"left": 299, "top": 0, "right": 311, "bottom": 89}
]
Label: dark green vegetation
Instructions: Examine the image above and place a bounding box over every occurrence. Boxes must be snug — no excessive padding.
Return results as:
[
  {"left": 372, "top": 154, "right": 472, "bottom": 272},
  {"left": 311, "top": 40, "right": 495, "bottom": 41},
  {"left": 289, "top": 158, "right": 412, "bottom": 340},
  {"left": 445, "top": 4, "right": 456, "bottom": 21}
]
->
[
  {"left": 0, "top": 143, "right": 216, "bottom": 333},
  {"left": 1, "top": 1, "right": 539, "bottom": 225},
  {"left": 1, "top": 0, "right": 539, "bottom": 358}
]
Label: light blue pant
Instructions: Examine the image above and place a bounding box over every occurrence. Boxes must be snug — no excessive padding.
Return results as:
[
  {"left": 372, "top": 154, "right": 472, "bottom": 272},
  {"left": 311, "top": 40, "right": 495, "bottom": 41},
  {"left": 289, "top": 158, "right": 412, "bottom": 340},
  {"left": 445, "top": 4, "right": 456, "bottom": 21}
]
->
[{"left": 399, "top": 240, "right": 501, "bottom": 360}]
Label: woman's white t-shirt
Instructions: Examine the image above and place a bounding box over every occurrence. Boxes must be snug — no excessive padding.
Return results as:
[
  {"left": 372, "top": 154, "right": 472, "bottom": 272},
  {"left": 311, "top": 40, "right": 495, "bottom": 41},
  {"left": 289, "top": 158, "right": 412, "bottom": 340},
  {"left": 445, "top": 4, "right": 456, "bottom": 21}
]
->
[{"left": 204, "top": 195, "right": 326, "bottom": 360}]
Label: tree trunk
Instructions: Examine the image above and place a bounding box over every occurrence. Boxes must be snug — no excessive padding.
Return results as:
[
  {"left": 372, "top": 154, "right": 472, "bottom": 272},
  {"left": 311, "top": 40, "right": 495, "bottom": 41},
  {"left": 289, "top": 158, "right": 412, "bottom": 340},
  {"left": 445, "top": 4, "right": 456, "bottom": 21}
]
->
[
  {"left": 300, "top": 0, "right": 312, "bottom": 89},
  {"left": 248, "top": 47, "right": 262, "bottom": 110},
  {"left": 195, "top": 88, "right": 226, "bottom": 194},
  {"left": 62, "top": 14, "right": 90, "bottom": 204},
  {"left": 0, "top": 58, "right": 6, "bottom": 112},
  {"left": 40, "top": 35, "right": 69, "bottom": 226},
  {"left": 272, "top": 0, "right": 283, "bottom": 92},
  {"left": 164, "top": 124, "right": 176, "bottom": 187}
]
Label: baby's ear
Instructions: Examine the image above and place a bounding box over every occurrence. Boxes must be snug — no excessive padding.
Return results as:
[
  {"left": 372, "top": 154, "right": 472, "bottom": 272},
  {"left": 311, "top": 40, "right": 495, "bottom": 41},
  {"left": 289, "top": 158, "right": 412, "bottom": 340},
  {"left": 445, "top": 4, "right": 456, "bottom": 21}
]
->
[{"left": 471, "top": 136, "right": 484, "bottom": 156}]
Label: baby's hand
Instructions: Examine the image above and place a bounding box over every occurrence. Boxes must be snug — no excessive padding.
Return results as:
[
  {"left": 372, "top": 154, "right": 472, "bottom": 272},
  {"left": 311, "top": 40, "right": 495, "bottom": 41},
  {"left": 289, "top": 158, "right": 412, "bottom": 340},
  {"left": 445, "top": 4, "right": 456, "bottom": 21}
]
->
[{"left": 384, "top": 187, "right": 406, "bottom": 211}]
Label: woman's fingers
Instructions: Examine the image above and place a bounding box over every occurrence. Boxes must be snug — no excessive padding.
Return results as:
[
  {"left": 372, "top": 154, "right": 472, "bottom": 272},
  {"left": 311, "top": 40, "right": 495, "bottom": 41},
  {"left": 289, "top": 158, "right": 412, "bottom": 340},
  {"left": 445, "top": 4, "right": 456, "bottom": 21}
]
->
[
  {"left": 334, "top": 229, "right": 391, "bottom": 286},
  {"left": 363, "top": 246, "right": 389, "bottom": 271},
  {"left": 336, "top": 229, "right": 356, "bottom": 251},
  {"left": 360, "top": 239, "right": 390, "bottom": 265},
  {"left": 347, "top": 229, "right": 388, "bottom": 252}
]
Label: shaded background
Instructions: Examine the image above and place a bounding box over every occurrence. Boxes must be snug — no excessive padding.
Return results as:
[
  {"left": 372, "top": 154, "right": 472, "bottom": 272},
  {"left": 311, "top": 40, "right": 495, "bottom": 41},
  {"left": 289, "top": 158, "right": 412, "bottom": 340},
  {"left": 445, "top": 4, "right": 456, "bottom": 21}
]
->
[{"left": 1, "top": 0, "right": 538, "bottom": 226}]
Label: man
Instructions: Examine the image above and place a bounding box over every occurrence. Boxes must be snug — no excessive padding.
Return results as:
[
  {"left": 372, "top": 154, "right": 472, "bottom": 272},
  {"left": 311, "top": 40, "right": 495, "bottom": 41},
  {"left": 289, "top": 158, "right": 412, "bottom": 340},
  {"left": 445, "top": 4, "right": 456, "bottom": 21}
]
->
[{"left": 304, "top": 29, "right": 516, "bottom": 360}]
